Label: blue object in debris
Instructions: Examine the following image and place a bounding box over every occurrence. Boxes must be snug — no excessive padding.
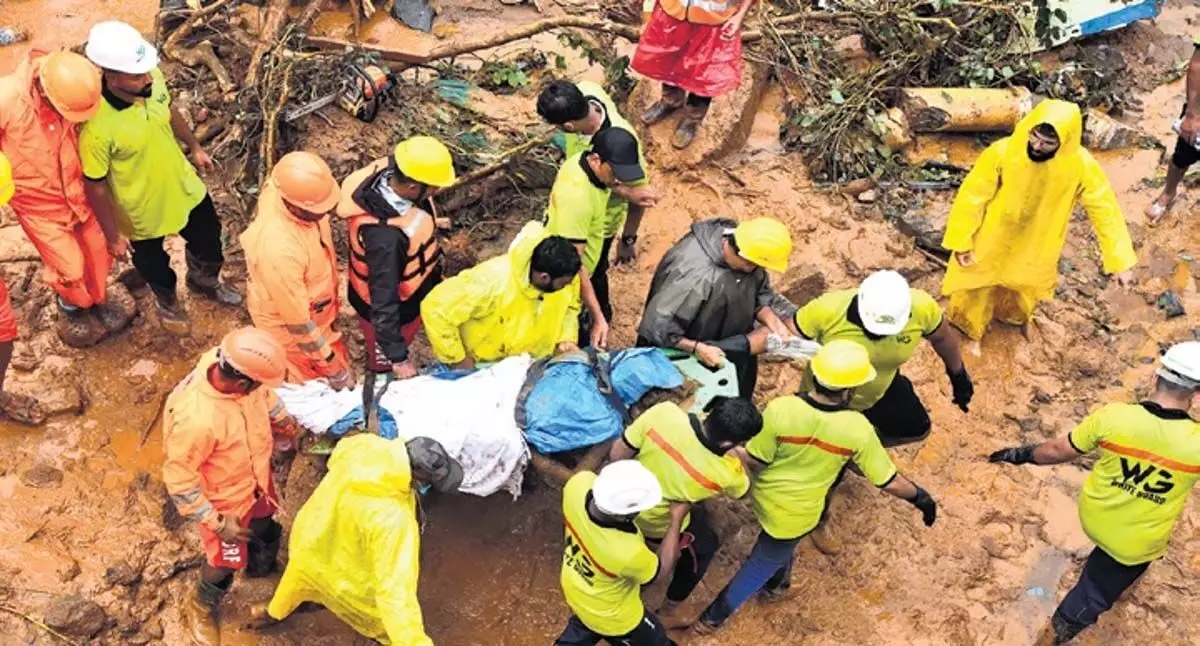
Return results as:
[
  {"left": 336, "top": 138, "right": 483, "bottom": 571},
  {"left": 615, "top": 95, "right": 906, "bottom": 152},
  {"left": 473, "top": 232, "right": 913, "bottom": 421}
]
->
[
  {"left": 1078, "top": 0, "right": 1160, "bottom": 37},
  {"left": 328, "top": 406, "right": 399, "bottom": 440}
]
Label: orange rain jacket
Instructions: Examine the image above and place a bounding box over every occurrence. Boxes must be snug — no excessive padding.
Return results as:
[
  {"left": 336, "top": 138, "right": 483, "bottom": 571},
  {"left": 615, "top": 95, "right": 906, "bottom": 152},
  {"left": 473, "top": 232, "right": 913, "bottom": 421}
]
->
[
  {"left": 241, "top": 181, "right": 347, "bottom": 382},
  {"left": 162, "top": 350, "right": 295, "bottom": 531},
  {"left": 0, "top": 50, "right": 110, "bottom": 308}
]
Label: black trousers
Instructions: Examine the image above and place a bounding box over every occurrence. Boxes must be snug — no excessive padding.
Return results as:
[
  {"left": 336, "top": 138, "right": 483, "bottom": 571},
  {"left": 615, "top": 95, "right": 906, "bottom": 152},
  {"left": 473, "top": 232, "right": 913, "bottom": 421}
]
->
[
  {"left": 579, "top": 236, "right": 615, "bottom": 347},
  {"left": 861, "top": 373, "right": 931, "bottom": 447},
  {"left": 1171, "top": 102, "right": 1200, "bottom": 170},
  {"left": 130, "top": 193, "right": 224, "bottom": 300},
  {"left": 646, "top": 506, "right": 720, "bottom": 603},
  {"left": 555, "top": 611, "right": 675, "bottom": 646},
  {"left": 1052, "top": 547, "right": 1150, "bottom": 641}
]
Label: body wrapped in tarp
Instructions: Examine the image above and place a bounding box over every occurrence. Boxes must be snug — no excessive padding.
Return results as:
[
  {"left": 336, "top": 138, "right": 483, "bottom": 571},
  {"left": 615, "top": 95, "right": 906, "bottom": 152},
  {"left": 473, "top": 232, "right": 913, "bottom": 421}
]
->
[{"left": 266, "top": 434, "right": 430, "bottom": 645}]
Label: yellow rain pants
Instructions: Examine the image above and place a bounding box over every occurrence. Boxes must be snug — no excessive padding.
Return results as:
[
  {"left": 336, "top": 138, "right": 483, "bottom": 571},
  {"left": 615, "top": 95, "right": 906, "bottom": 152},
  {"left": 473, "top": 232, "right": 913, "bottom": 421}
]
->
[
  {"left": 940, "top": 99, "right": 1136, "bottom": 339},
  {"left": 266, "top": 435, "right": 432, "bottom": 645}
]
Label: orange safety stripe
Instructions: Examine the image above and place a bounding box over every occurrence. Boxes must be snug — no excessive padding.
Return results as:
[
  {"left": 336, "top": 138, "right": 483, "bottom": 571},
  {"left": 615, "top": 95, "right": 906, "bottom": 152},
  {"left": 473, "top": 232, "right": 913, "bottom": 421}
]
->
[
  {"left": 1098, "top": 440, "right": 1200, "bottom": 475},
  {"left": 564, "top": 518, "right": 616, "bottom": 578},
  {"left": 645, "top": 428, "right": 722, "bottom": 493},
  {"left": 779, "top": 435, "right": 854, "bottom": 457}
]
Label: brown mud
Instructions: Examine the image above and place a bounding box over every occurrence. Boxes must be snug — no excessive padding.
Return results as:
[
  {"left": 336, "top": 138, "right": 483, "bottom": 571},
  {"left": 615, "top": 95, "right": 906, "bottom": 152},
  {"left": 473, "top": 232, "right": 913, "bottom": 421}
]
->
[{"left": 0, "top": 1, "right": 1198, "bottom": 645}]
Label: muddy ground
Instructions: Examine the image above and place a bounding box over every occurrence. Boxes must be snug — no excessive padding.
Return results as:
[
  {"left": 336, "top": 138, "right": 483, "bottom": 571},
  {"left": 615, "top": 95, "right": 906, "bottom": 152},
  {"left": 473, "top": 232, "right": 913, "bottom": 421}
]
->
[{"left": 0, "top": 1, "right": 1198, "bottom": 645}]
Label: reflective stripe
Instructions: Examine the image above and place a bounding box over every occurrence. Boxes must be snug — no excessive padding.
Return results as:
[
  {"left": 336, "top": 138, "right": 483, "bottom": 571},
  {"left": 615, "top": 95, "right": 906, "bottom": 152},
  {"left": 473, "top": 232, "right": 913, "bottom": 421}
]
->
[
  {"left": 1099, "top": 440, "right": 1200, "bottom": 474},
  {"left": 401, "top": 210, "right": 426, "bottom": 238},
  {"left": 645, "top": 428, "right": 722, "bottom": 492},
  {"left": 269, "top": 401, "right": 286, "bottom": 419},
  {"left": 690, "top": 0, "right": 734, "bottom": 11},
  {"left": 778, "top": 435, "right": 854, "bottom": 457},
  {"left": 298, "top": 339, "right": 327, "bottom": 353},
  {"left": 185, "top": 501, "right": 215, "bottom": 522},
  {"left": 286, "top": 320, "right": 318, "bottom": 335},
  {"left": 170, "top": 488, "right": 202, "bottom": 506},
  {"left": 564, "top": 517, "right": 617, "bottom": 577}
]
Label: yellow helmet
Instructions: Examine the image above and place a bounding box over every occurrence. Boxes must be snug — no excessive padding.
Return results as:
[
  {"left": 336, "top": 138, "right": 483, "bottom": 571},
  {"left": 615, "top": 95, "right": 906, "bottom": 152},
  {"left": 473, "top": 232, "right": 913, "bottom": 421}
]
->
[
  {"left": 733, "top": 217, "right": 792, "bottom": 273},
  {"left": 809, "top": 340, "right": 877, "bottom": 390},
  {"left": 392, "top": 136, "right": 456, "bottom": 188},
  {"left": 0, "top": 152, "right": 13, "bottom": 207}
]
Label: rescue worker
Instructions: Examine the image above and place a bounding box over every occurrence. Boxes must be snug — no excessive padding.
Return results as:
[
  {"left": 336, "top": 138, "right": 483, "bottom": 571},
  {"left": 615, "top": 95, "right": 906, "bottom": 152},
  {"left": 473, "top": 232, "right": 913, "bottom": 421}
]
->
[
  {"left": 248, "top": 434, "right": 463, "bottom": 644},
  {"left": 632, "top": 0, "right": 757, "bottom": 148},
  {"left": 0, "top": 48, "right": 137, "bottom": 348},
  {"left": 542, "top": 126, "right": 646, "bottom": 347},
  {"left": 537, "top": 79, "right": 660, "bottom": 321},
  {"left": 163, "top": 327, "right": 302, "bottom": 645},
  {"left": 241, "top": 151, "right": 352, "bottom": 388},
  {"left": 338, "top": 136, "right": 453, "bottom": 388},
  {"left": 0, "top": 153, "right": 45, "bottom": 425},
  {"left": 1146, "top": 37, "right": 1200, "bottom": 222},
  {"left": 557, "top": 460, "right": 688, "bottom": 646},
  {"left": 80, "top": 21, "right": 241, "bottom": 332},
  {"left": 792, "top": 270, "right": 973, "bottom": 448},
  {"left": 941, "top": 99, "right": 1136, "bottom": 340},
  {"left": 637, "top": 216, "right": 794, "bottom": 397},
  {"left": 694, "top": 341, "right": 938, "bottom": 634},
  {"left": 421, "top": 222, "right": 583, "bottom": 369},
  {"left": 608, "top": 396, "right": 763, "bottom": 627},
  {"left": 989, "top": 341, "right": 1200, "bottom": 645}
]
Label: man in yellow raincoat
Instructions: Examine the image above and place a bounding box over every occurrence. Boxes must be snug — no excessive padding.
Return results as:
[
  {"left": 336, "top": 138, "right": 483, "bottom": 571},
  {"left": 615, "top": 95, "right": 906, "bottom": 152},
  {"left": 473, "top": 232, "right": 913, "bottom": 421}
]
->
[
  {"left": 940, "top": 99, "right": 1137, "bottom": 340},
  {"left": 420, "top": 221, "right": 583, "bottom": 368},
  {"left": 249, "top": 434, "right": 463, "bottom": 644}
]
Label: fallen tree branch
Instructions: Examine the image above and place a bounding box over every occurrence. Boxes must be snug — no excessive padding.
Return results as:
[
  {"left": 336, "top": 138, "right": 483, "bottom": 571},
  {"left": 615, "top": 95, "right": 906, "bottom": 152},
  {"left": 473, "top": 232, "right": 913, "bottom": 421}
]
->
[
  {"left": 162, "top": 0, "right": 237, "bottom": 56},
  {"left": 139, "top": 392, "right": 168, "bottom": 448},
  {"left": 0, "top": 605, "right": 80, "bottom": 646},
  {"left": 244, "top": 0, "right": 291, "bottom": 88},
  {"left": 167, "top": 41, "right": 236, "bottom": 93},
  {"left": 449, "top": 134, "right": 555, "bottom": 189}
]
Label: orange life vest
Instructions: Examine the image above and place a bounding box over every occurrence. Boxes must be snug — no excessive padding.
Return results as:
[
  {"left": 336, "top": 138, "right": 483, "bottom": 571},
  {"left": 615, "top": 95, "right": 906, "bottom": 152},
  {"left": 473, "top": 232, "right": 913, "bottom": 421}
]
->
[
  {"left": 658, "top": 0, "right": 740, "bottom": 25},
  {"left": 337, "top": 158, "right": 442, "bottom": 305}
]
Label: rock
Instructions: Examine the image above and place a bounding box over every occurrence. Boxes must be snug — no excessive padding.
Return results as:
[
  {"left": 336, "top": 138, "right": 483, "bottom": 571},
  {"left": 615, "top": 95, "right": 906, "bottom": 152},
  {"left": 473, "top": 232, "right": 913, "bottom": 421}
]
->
[
  {"left": 779, "top": 270, "right": 828, "bottom": 309},
  {"left": 1155, "top": 291, "right": 1185, "bottom": 318},
  {"left": 20, "top": 463, "right": 63, "bottom": 489},
  {"left": 103, "top": 561, "right": 143, "bottom": 587},
  {"left": 840, "top": 177, "right": 874, "bottom": 197},
  {"left": 144, "top": 619, "right": 164, "bottom": 640},
  {"left": 1082, "top": 109, "right": 1156, "bottom": 151},
  {"left": 57, "top": 559, "right": 81, "bottom": 583},
  {"left": 856, "top": 189, "right": 878, "bottom": 204},
  {"left": 43, "top": 595, "right": 106, "bottom": 639},
  {"left": 891, "top": 208, "right": 948, "bottom": 251}
]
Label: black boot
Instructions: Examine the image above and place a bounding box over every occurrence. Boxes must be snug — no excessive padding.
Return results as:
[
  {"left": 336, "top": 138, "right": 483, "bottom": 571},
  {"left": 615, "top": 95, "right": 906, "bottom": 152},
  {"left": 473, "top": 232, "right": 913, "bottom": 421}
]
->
[
  {"left": 244, "top": 518, "right": 283, "bottom": 578},
  {"left": 185, "top": 251, "right": 243, "bottom": 306},
  {"left": 186, "top": 579, "right": 228, "bottom": 646}
]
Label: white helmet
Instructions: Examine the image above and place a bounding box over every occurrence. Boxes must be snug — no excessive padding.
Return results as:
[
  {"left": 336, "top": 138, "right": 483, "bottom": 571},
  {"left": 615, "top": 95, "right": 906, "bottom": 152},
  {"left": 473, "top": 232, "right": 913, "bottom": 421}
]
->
[
  {"left": 592, "top": 460, "right": 662, "bottom": 516},
  {"left": 857, "top": 270, "right": 912, "bottom": 336},
  {"left": 1157, "top": 341, "right": 1200, "bottom": 390},
  {"left": 85, "top": 21, "right": 159, "bottom": 74}
]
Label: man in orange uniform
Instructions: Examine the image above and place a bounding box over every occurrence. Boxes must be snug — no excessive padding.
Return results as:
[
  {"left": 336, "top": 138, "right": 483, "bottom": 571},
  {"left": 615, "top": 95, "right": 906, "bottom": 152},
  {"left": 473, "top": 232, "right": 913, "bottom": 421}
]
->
[
  {"left": 242, "top": 151, "right": 352, "bottom": 388},
  {"left": 0, "top": 153, "right": 45, "bottom": 425},
  {"left": 163, "top": 327, "right": 302, "bottom": 645},
  {"left": 0, "top": 48, "right": 134, "bottom": 347}
]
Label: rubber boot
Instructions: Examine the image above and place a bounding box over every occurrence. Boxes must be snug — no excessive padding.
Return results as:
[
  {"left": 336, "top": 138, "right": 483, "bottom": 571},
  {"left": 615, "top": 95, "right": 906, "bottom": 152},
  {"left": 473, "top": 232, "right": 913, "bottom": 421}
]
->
[
  {"left": 94, "top": 283, "right": 138, "bottom": 335},
  {"left": 152, "top": 285, "right": 191, "bottom": 335},
  {"left": 244, "top": 603, "right": 281, "bottom": 631},
  {"left": 55, "top": 299, "right": 107, "bottom": 348},
  {"left": 809, "top": 519, "right": 843, "bottom": 556},
  {"left": 185, "top": 252, "right": 243, "bottom": 307},
  {"left": 186, "top": 580, "right": 226, "bottom": 646},
  {"left": 244, "top": 518, "right": 282, "bottom": 578},
  {"left": 642, "top": 85, "right": 686, "bottom": 125},
  {"left": 1047, "top": 611, "right": 1083, "bottom": 645},
  {"left": 672, "top": 102, "right": 709, "bottom": 150}
]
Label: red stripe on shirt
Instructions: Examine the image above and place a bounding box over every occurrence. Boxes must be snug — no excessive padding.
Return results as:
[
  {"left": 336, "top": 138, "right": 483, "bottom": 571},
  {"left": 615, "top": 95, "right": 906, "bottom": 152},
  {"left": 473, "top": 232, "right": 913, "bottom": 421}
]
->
[
  {"left": 646, "top": 428, "right": 722, "bottom": 492},
  {"left": 564, "top": 517, "right": 617, "bottom": 578},
  {"left": 1098, "top": 440, "right": 1200, "bottom": 474},
  {"left": 778, "top": 435, "right": 854, "bottom": 457}
]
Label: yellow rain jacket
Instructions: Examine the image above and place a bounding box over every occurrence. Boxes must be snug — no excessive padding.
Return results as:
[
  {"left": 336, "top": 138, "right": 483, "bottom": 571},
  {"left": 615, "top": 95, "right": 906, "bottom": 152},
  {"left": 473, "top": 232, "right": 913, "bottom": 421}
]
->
[
  {"left": 941, "top": 100, "right": 1136, "bottom": 315},
  {"left": 266, "top": 434, "right": 430, "bottom": 646},
  {"left": 421, "top": 221, "right": 581, "bottom": 364}
]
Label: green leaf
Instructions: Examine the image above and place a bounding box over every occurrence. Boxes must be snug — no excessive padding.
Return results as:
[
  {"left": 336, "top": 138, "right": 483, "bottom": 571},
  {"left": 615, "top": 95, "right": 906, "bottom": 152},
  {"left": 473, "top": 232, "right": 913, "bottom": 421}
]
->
[
  {"left": 555, "top": 54, "right": 567, "bottom": 70},
  {"left": 1001, "top": 65, "right": 1014, "bottom": 79},
  {"left": 829, "top": 88, "right": 845, "bottom": 105}
]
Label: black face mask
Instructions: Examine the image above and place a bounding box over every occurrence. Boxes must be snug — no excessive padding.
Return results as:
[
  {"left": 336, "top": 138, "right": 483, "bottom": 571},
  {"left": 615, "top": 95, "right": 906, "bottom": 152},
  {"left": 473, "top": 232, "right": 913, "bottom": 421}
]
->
[
  {"left": 134, "top": 83, "right": 154, "bottom": 98},
  {"left": 533, "top": 277, "right": 561, "bottom": 294},
  {"left": 1026, "top": 142, "right": 1058, "bottom": 162}
]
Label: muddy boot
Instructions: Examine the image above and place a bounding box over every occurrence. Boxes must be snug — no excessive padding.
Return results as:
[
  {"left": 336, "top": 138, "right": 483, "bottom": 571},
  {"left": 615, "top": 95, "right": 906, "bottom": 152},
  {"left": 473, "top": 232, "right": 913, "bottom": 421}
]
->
[
  {"left": 244, "top": 603, "right": 281, "bottom": 631},
  {"left": 95, "top": 284, "right": 138, "bottom": 336},
  {"left": 244, "top": 519, "right": 282, "bottom": 578},
  {"left": 186, "top": 581, "right": 226, "bottom": 646},
  {"left": 808, "top": 520, "right": 843, "bottom": 556},
  {"left": 642, "top": 85, "right": 686, "bottom": 125},
  {"left": 153, "top": 287, "right": 191, "bottom": 336},
  {"left": 185, "top": 252, "right": 243, "bottom": 307},
  {"left": 55, "top": 299, "right": 108, "bottom": 348},
  {"left": 672, "top": 103, "right": 708, "bottom": 150}
]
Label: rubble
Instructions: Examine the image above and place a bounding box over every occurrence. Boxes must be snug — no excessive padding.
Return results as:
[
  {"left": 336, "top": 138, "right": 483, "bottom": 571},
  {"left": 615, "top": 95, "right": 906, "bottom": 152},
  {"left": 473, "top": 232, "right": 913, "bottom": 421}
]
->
[
  {"left": 19, "top": 463, "right": 63, "bottom": 489},
  {"left": 43, "top": 595, "right": 107, "bottom": 639}
]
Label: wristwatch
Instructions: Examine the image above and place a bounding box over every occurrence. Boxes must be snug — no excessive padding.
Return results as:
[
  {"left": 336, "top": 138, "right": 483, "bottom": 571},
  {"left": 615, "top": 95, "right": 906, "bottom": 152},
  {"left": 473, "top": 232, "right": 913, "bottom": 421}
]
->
[{"left": 620, "top": 235, "right": 638, "bottom": 246}]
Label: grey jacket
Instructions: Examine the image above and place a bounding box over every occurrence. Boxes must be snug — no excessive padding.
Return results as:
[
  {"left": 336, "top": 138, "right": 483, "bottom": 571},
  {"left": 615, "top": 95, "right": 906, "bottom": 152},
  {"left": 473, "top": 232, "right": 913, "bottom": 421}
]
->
[{"left": 637, "top": 218, "right": 793, "bottom": 349}]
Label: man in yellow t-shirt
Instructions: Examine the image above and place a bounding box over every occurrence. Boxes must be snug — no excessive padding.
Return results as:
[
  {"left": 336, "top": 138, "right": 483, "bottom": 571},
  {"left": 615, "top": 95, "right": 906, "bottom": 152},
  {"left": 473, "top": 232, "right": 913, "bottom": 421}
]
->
[
  {"left": 792, "top": 270, "right": 973, "bottom": 447},
  {"left": 543, "top": 127, "right": 644, "bottom": 348},
  {"left": 695, "top": 341, "right": 938, "bottom": 634},
  {"left": 608, "top": 397, "right": 762, "bottom": 624},
  {"left": 989, "top": 341, "right": 1200, "bottom": 645},
  {"left": 80, "top": 21, "right": 241, "bottom": 331},
  {"left": 557, "top": 460, "right": 686, "bottom": 646}
]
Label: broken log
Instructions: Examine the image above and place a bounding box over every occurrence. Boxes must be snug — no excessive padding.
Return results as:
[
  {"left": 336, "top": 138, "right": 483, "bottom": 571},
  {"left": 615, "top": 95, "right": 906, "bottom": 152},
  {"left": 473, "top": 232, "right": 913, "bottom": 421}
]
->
[
  {"left": 169, "top": 41, "right": 236, "bottom": 93},
  {"left": 450, "top": 134, "right": 554, "bottom": 189},
  {"left": 245, "top": 0, "right": 291, "bottom": 88},
  {"left": 897, "top": 87, "right": 1033, "bottom": 133}
]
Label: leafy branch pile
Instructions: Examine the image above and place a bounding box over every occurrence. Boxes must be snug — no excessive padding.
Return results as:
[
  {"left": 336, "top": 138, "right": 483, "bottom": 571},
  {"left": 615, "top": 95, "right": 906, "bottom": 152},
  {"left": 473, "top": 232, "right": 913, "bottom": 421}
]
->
[{"left": 759, "top": 0, "right": 1134, "bottom": 183}]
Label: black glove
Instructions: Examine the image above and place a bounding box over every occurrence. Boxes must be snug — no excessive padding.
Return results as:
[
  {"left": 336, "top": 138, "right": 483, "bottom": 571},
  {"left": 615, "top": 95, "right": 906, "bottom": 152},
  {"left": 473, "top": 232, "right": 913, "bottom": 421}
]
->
[
  {"left": 908, "top": 485, "right": 937, "bottom": 527},
  {"left": 948, "top": 367, "right": 974, "bottom": 413},
  {"left": 988, "top": 445, "right": 1037, "bottom": 465}
]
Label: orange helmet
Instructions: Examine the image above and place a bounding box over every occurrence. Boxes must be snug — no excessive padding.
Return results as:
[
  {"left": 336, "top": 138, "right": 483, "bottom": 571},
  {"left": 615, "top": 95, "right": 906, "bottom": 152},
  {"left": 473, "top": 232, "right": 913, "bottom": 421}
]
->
[
  {"left": 218, "top": 327, "right": 287, "bottom": 387},
  {"left": 39, "top": 51, "right": 102, "bottom": 123},
  {"left": 271, "top": 151, "right": 341, "bottom": 213}
]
